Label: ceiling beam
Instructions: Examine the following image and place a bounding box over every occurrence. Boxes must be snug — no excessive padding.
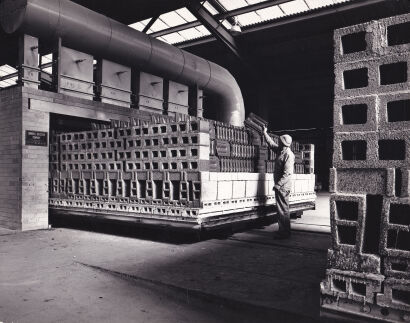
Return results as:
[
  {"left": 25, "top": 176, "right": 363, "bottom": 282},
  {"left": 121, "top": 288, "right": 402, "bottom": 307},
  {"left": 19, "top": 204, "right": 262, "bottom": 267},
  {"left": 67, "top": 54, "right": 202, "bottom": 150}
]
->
[
  {"left": 177, "top": 0, "right": 390, "bottom": 48},
  {"left": 207, "top": 0, "right": 236, "bottom": 25},
  {"left": 142, "top": 14, "right": 160, "bottom": 33},
  {"left": 150, "top": 0, "right": 294, "bottom": 38},
  {"left": 186, "top": 1, "right": 242, "bottom": 60},
  {"left": 0, "top": 71, "right": 18, "bottom": 82},
  {"left": 0, "top": 62, "right": 54, "bottom": 82}
]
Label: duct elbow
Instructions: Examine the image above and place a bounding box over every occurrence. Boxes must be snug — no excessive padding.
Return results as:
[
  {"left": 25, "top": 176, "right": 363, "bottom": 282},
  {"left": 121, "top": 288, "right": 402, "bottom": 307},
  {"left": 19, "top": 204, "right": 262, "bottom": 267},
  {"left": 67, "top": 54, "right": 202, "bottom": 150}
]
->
[
  {"left": 205, "top": 63, "right": 245, "bottom": 127},
  {"left": 0, "top": 0, "right": 246, "bottom": 126}
]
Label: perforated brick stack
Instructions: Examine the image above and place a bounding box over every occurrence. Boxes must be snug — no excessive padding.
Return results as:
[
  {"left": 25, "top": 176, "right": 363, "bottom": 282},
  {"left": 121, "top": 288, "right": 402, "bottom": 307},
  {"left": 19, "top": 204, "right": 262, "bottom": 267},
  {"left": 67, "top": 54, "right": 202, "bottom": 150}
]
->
[
  {"left": 321, "top": 13, "right": 410, "bottom": 322},
  {"left": 210, "top": 113, "right": 309, "bottom": 174},
  {"left": 49, "top": 111, "right": 316, "bottom": 229}
]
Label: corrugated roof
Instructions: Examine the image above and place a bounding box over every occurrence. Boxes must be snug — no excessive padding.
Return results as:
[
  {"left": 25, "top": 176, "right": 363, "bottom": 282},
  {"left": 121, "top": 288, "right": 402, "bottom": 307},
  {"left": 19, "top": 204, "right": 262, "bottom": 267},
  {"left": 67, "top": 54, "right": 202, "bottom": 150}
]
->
[
  {"left": 128, "top": 0, "right": 353, "bottom": 45},
  {"left": 0, "top": 64, "right": 18, "bottom": 88}
]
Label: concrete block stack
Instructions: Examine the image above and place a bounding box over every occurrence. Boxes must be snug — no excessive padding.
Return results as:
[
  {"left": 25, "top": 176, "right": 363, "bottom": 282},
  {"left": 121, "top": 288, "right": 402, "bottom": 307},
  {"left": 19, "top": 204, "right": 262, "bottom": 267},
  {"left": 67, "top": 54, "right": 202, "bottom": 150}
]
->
[
  {"left": 321, "top": 13, "right": 410, "bottom": 322},
  {"left": 49, "top": 111, "right": 316, "bottom": 228}
]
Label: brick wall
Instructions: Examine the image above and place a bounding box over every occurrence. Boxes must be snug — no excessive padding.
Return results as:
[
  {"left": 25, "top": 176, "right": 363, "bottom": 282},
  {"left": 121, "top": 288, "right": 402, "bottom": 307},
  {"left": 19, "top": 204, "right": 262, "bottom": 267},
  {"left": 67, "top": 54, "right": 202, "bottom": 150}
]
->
[
  {"left": 0, "top": 87, "right": 50, "bottom": 231},
  {"left": 21, "top": 90, "right": 49, "bottom": 230},
  {"left": 0, "top": 87, "right": 22, "bottom": 230}
]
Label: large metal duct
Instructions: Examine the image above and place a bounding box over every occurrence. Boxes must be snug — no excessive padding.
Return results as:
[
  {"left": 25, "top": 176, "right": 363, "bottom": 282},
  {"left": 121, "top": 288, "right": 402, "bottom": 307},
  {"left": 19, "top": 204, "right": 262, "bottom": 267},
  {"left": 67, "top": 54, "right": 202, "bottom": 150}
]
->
[{"left": 0, "top": 0, "right": 245, "bottom": 126}]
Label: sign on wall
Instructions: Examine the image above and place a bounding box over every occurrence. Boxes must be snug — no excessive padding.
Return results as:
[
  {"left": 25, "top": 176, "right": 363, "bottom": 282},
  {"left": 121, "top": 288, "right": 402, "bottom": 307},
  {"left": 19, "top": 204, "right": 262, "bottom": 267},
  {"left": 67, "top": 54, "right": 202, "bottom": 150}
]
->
[{"left": 25, "top": 130, "right": 48, "bottom": 147}]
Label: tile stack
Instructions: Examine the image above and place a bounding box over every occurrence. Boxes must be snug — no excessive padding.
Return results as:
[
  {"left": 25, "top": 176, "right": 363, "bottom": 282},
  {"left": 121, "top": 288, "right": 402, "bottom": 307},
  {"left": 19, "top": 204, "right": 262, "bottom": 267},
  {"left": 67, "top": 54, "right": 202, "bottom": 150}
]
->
[
  {"left": 321, "top": 13, "right": 410, "bottom": 322},
  {"left": 49, "top": 112, "right": 316, "bottom": 229}
]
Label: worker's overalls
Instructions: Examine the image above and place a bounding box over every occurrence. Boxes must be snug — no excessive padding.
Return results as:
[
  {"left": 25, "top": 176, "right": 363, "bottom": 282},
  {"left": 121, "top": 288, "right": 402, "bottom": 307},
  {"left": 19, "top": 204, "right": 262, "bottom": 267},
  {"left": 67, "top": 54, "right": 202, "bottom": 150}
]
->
[{"left": 273, "top": 147, "right": 295, "bottom": 236}]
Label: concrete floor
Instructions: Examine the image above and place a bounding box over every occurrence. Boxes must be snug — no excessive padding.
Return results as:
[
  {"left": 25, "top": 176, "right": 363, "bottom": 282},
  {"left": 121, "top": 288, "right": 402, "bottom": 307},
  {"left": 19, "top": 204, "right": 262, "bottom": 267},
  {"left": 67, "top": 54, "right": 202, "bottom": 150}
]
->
[
  {"left": 293, "top": 192, "right": 331, "bottom": 233},
  {"left": 1, "top": 192, "right": 365, "bottom": 323}
]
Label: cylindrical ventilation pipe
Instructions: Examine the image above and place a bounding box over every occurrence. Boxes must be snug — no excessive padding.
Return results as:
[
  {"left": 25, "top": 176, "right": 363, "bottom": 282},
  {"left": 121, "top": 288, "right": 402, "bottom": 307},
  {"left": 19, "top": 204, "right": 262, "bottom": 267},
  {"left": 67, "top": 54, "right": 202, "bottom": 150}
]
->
[{"left": 0, "top": 0, "right": 245, "bottom": 126}]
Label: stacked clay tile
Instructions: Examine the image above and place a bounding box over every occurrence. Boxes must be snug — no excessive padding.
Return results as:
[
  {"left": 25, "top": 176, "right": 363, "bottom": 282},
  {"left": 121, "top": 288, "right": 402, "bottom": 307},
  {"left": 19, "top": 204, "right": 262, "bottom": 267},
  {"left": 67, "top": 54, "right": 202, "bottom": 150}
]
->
[
  {"left": 209, "top": 113, "right": 311, "bottom": 174},
  {"left": 321, "top": 13, "right": 410, "bottom": 322},
  {"left": 49, "top": 111, "right": 316, "bottom": 227}
]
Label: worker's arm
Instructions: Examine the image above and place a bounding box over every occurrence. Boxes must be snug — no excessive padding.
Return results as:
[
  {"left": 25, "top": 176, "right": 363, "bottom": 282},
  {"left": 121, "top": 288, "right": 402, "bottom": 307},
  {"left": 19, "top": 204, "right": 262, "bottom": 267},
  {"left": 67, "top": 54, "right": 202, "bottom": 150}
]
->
[
  {"left": 263, "top": 127, "right": 278, "bottom": 149},
  {"left": 275, "top": 153, "right": 294, "bottom": 189}
]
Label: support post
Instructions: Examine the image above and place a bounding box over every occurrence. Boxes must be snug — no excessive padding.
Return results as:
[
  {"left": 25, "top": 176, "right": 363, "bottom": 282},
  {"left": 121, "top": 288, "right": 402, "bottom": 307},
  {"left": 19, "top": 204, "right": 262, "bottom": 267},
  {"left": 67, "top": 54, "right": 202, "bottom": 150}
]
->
[{"left": 18, "top": 34, "right": 40, "bottom": 89}]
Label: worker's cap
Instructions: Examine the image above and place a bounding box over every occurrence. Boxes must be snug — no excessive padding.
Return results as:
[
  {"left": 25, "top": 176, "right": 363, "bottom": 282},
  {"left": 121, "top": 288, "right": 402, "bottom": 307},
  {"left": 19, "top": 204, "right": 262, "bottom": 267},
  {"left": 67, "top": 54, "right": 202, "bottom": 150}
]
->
[{"left": 280, "top": 134, "right": 292, "bottom": 147}]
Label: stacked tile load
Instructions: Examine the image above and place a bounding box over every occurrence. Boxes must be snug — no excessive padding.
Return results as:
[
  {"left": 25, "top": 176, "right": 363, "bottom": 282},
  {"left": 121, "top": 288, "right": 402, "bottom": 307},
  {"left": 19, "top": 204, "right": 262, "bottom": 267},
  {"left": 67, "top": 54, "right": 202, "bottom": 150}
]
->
[
  {"left": 321, "top": 13, "right": 409, "bottom": 322},
  {"left": 50, "top": 116, "right": 209, "bottom": 220},
  {"left": 209, "top": 113, "right": 310, "bottom": 174},
  {"left": 49, "top": 112, "right": 316, "bottom": 228}
]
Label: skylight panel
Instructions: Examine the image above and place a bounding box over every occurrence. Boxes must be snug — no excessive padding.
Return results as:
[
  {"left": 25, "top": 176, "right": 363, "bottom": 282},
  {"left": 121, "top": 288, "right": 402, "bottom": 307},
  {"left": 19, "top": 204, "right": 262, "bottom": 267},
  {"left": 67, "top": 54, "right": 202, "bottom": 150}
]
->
[
  {"left": 161, "top": 32, "right": 186, "bottom": 44},
  {"left": 256, "top": 6, "right": 285, "bottom": 20},
  {"left": 280, "top": 0, "right": 310, "bottom": 15},
  {"left": 195, "top": 25, "right": 211, "bottom": 36},
  {"left": 0, "top": 64, "right": 17, "bottom": 77},
  {"left": 148, "top": 18, "right": 170, "bottom": 32},
  {"left": 43, "top": 67, "right": 53, "bottom": 74},
  {"left": 221, "top": 20, "right": 233, "bottom": 29},
  {"left": 0, "top": 76, "right": 17, "bottom": 88},
  {"left": 160, "top": 11, "right": 187, "bottom": 27},
  {"left": 175, "top": 8, "right": 197, "bottom": 22},
  {"left": 179, "top": 27, "right": 205, "bottom": 40},
  {"left": 41, "top": 54, "right": 52, "bottom": 63},
  {"left": 203, "top": 1, "right": 219, "bottom": 15},
  {"left": 304, "top": 0, "right": 334, "bottom": 9},
  {"left": 129, "top": 18, "right": 150, "bottom": 32},
  {"left": 157, "top": 36, "right": 170, "bottom": 44},
  {"left": 236, "top": 11, "right": 262, "bottom": 26},
  {"left": 245, "top": 0, "right": 269, "bottom": 4},
  {"left": 218, "top": 0, "right": 248, "bottom": 10}
]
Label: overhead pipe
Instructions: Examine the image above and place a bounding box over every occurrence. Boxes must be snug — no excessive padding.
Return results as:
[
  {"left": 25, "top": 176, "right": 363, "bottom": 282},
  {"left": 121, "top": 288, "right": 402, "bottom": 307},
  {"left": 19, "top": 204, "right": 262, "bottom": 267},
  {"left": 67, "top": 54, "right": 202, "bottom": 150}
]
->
[{"left": 0, "top": 0, "right": 245, "bottom": 126}]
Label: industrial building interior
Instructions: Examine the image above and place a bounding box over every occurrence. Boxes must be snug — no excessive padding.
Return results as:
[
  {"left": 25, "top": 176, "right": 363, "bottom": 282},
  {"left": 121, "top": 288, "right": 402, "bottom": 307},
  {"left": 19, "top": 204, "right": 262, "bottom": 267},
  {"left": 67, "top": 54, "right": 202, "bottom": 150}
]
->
[{"left": 0, "top": 0, "right": 409, "bottom": 322}]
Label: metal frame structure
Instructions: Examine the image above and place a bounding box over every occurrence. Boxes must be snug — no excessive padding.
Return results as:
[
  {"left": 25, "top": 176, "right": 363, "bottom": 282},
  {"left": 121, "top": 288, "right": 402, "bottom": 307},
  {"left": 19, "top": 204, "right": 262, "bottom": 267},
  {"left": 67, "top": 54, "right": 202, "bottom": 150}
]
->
[
  {"left": 187, "top": 1, "right": 242, "bottom": 60},
  {"left": 149, "top": 0, "right": 301, "bottom": 38},
  {"left": 178, "top": 0, "right": 392, "bottom": 49}
]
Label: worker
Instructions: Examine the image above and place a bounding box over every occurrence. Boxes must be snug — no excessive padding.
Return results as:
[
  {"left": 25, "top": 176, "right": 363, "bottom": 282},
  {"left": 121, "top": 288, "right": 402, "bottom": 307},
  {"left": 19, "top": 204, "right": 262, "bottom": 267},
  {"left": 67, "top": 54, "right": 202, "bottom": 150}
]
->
[{"left": 263, "top": 127, "right": 294, "bottom": 239}]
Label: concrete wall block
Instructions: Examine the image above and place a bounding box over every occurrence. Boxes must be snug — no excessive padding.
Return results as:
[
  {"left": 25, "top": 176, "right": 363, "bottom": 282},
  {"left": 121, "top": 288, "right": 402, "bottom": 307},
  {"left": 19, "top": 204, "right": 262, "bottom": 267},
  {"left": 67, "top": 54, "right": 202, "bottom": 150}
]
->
[
  {"left": 334, "top": 59, "right": 378, "bottom": 99},
  {"left": 327, "top": 248, "right": 381, "bottom": 274},
  {"left": 236, "top": 172, "right": 262, "bottom": 181},
  {"left": 375, "top": 52, "right": 410, "bottom": 95},
  {"left": 200, "top": 171, "right": 210, "bottom": 182},
  {"left": 378, "top": 91, "right": 410, "bottom": 132},
  {"left": 217, "top": 181, "right": 233, "bottom": 200},
  {"left": 335, "top": 52, "right": 410, "bottom": 98},
  {"left": 294, "top": 180, "right": 303, "bottom": 193},
  {"left": 330, "top": 193, "right": 366, "bottom": 253},
  {"left": 379, "top": 196, "right": 410, "bottom": 258},
  {"left": 383, "top": 256, "right": 410, "bottom": 280},
  {"left": 245, "top": 180, "right": 259, "bottom": 198},
  {"left": 333, "top": 131, "right": 378, "bottom": 169},
  {"left": 216, "top": 172, "right": 237, "bottom": 181},
  {"left": 376, "top": 278, "right": 410, "bottom": 312},
  {"left": 334, "top": 20, "right": 379, "bottom": 64},
  {"left": 320, "top": 268, "right": 384, "bottom": 304},
  {"left": 267, "top": 180, "right": 275, "bottom": 194},
  {"left": 197, "top": 132, "right": 210, "bottom": 147},
  {"left": 377, "top": 13, "right": 410, "bottom": 56},
  {"left": 232, "top": 180, "right": 246, "bottom": 199},
  {"left": 200, "top": 180, "right": 218, "bottom": 202},
  {"left": 333, "top": 95, "right": 378, "bottom": 132},
  {"left": 377, "top": 129, "right": 410, "bottom": 169},
  {"left": 401, "top": 168, "right": 410, "bottom": 198},
  {"left": 245, "top": 179, "right": 268, "bottom": 198},
  {"left": 199, "top": 145, "right": 210, "bottom": 160},
  {"left": 331, "top": 168, "right": 395, "bottom": 196},
  {"left": 333, "top": 130, "right": 409, "bottom": 169}
]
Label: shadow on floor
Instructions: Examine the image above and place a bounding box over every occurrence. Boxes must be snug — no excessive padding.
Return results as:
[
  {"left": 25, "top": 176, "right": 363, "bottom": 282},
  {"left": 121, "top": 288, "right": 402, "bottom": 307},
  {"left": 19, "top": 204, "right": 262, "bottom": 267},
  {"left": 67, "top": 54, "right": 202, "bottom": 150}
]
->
[{"left": 50, "top": 212, "right": 277, "bottom": 245}]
